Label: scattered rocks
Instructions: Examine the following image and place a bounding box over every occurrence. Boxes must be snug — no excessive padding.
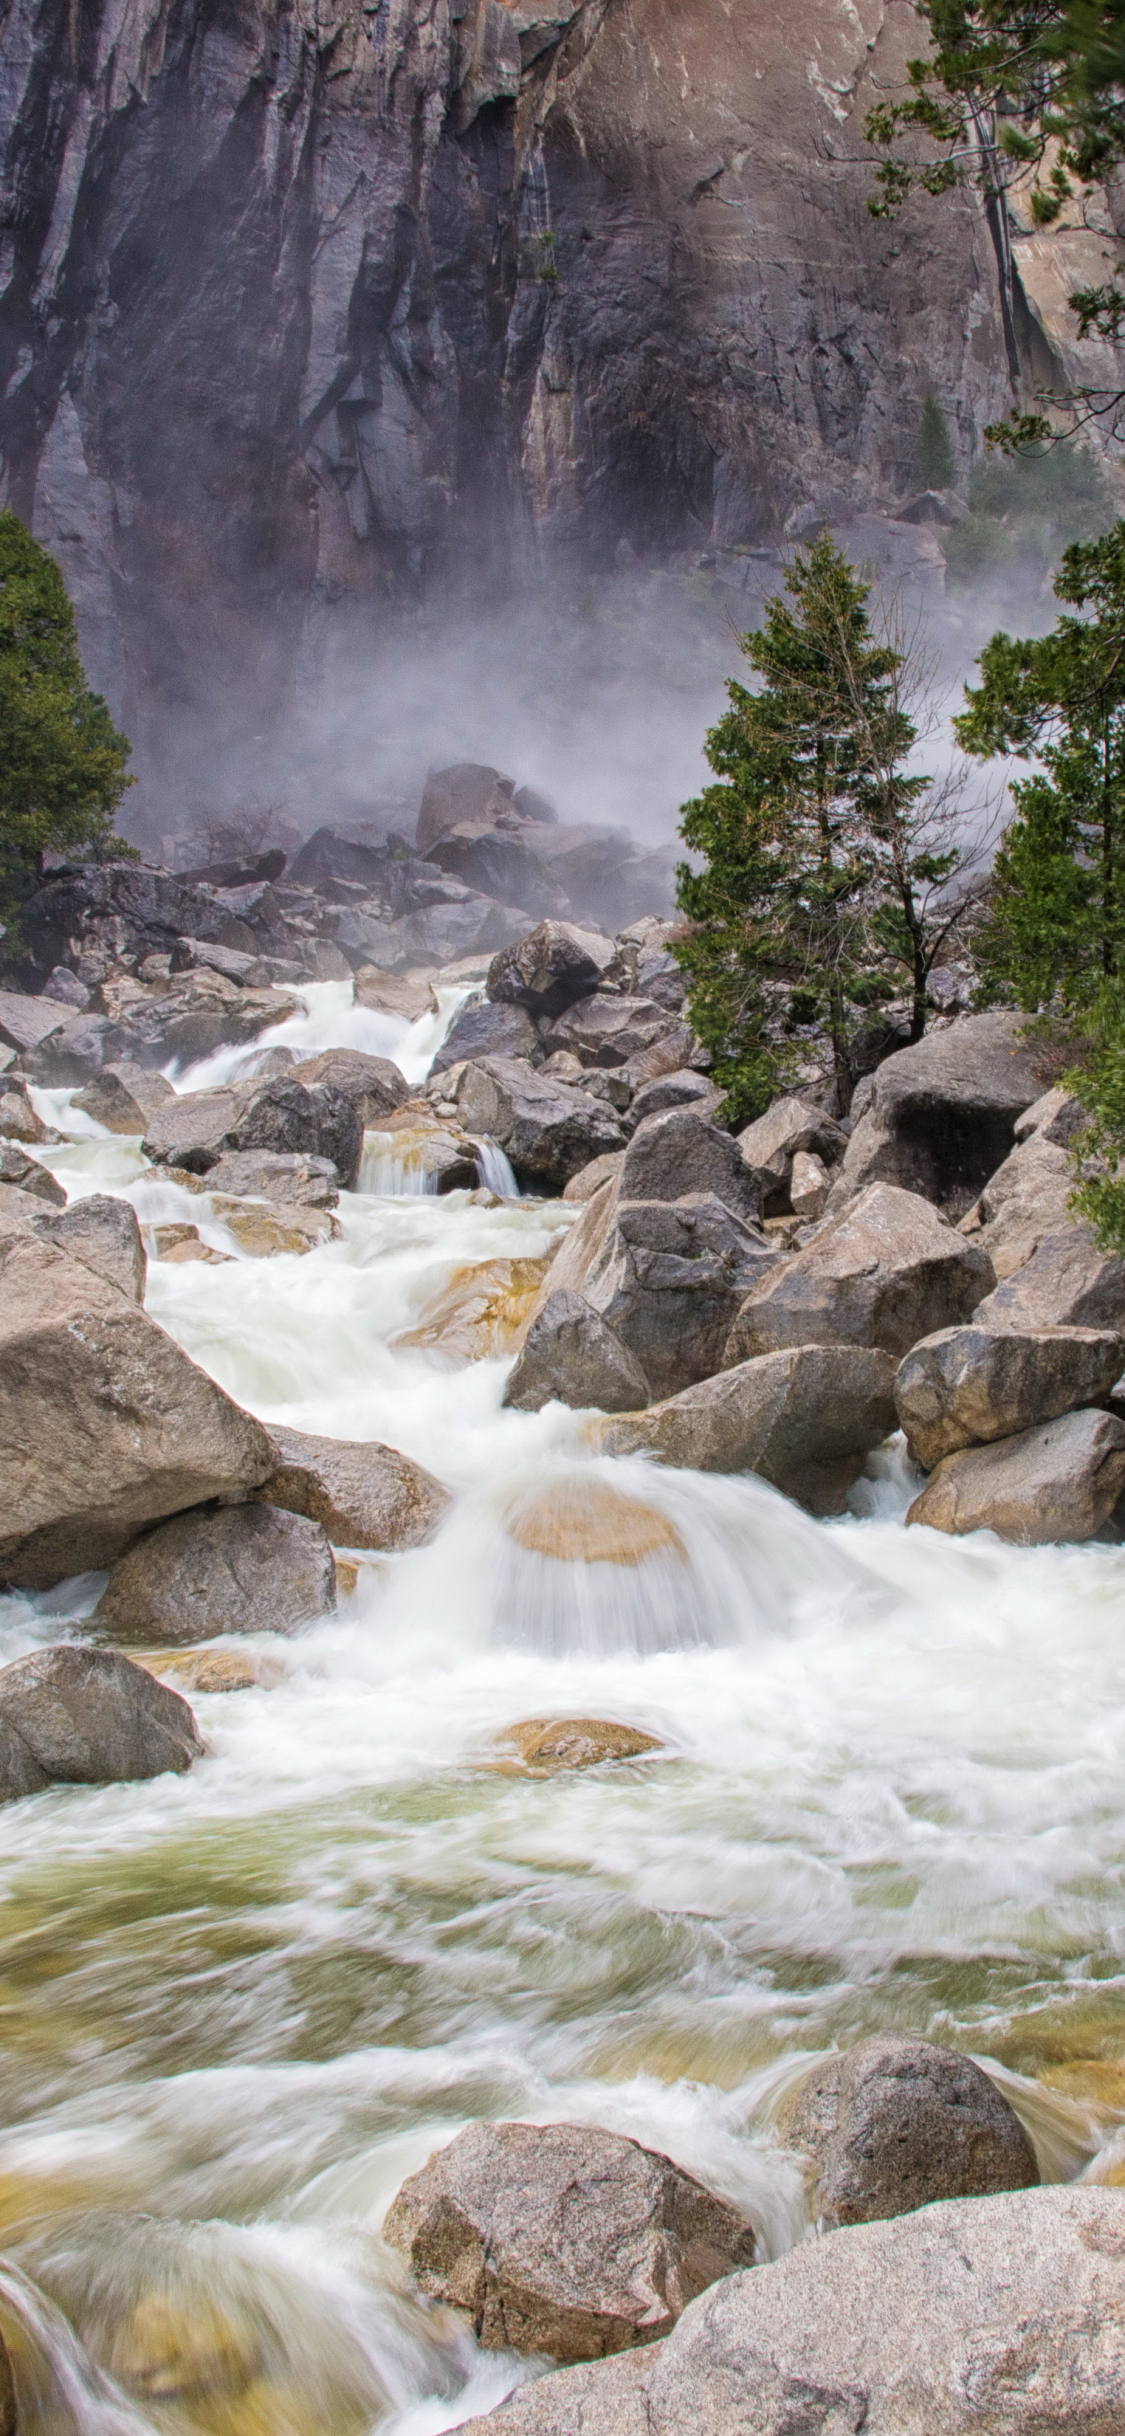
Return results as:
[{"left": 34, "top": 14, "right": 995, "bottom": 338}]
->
[
  {"left": 258, "top": 1426, "right": 448, "bottom": 1549},
  {"left": 778, "top": 2036, "right": 1038, "bottom": 2227},
  {"left": 906, "top": 1406, "right": 1125, "bottom": 1541},
  {"left": 459, "top": 2186, "right": 1125, "bottom": 2436},
  {"left": 504, "top": 1288, "right": 654, "bottom": 1412},
  {"left": 824, "top": 1012, "right": 1044, "bottom": 1219},
  {"left": 0, "top": 1228, "right": 274, "bottom": 1586},
  {"left": 736, "top": 1096, "right": 848, "bottom": 1211},
  {"left": 0, "top": 1645, "right": 203, "bottom": 1799},
  {"left": 456, "top": 1057, "right": 626, "bottom": 1192},
  {"left": 29, "top": 1194, "right": 147, "bottom": 1301},
  {"left": 487, "top": 921, "right": 617, "bottom": 1019},
  {"left": 500, "top": 1718, "right": 663, "bottom": 1770},
  {"left": 894, "top": 1323, "right": 1125, "bottom": 1469},
  {"left": 94, "top": 1503, "right": 338, "bottom": 1642},
  {"left": 728, "top": 1183, "right": 995, "bottom": 1364},
  {"left": 540, "top": 993, "right": 679, "bottom": 1070},
  {"left": 383, "top": 2119, "right": 758, "bottom": 2360},
  {"left": 596, "top": 1346, "right": 897, "bottom": 1513}
]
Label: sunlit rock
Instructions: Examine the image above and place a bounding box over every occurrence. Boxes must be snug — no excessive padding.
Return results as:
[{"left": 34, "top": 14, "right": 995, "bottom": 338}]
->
[
  {"left": 499, "top": 1717, "right": 662, "bottom": 1770},
  {"left": 396, "top": 1256, "right": 550, "bottom": 1363},
  {"left": 503, "top": 1478, "right": 684, "bottom": 1566}
]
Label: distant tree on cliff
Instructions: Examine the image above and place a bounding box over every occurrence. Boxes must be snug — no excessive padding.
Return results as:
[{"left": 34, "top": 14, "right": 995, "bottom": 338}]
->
[
  {"left": 913, "top": 396, "right": 957, "bottom": 493},
  {"left": 0, "top": 511, "right": 133, "bottom": 919},
  {"left": 676, "top": 534, "right": 981, "bottom": 1121},
  {"left": 956, "top": 522, "right": 1125, "bottom": 1009}
]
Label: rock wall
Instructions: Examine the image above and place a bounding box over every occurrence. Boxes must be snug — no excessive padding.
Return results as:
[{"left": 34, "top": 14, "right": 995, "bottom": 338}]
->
[{"left": 0, "top": 0, "right": 1050, "bottom": 790}]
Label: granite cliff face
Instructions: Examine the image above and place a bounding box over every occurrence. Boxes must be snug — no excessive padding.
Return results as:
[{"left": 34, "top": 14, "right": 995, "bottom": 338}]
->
[{"left": 0, "top": 0, "right": 1055, "bottom": 789}]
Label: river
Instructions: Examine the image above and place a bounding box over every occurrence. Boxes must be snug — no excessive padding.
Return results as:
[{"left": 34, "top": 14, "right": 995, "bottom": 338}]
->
[{"left": 1, "top": 981, "right": 1124, "bottom": 2435}]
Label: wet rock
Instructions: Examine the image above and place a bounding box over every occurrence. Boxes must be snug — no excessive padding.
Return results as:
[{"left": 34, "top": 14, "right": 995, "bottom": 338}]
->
[
  {"left": 736, "top": 1096, "right": 848, "bottom": 1210},
  {"left": 395, "top": 1256, "right": 549, "bottom": 1362},
  {"left": 503, "top": 1477, "right": 685, "bottom": 1565},
  {"left": 146, "top": 1648, "right": 266, "bottom": 1693},
  {"left": 728, "top": 1184, "right": 995, "bottom": 1364},
  {"left": 824, "top": 1012, "right": 1044, "bottom": 1219},
  {"left": 487, "top": 921, "right": 618, "bottom": 1020},
  {"left": 209, "top": 1198, "right": 338, "bottom": 1255},
  {"left": 383, "top": 2119, "right": 758, "bottom": 2360},
  {"left": 73, "top": 1062, "right": 175, "bottom": 1133},
  {"left": 364, "top": 1113, "right": 479, "bottom": 1192},
  {"left": 562, "top": 1152, "right": 625, "bottom": 1203},
  {"left": 430, "top": 1000, "right": 540, "bottom": 1075},
  {"left": 259, "top": 1426, "right": 448, "bottom": 1549},
  {"left": 595, "top": 1346, "right": 897, "bottom": 1513},
  {"left": 895, "top": 1324, "right": 1125, "bottom": 1470},
  {"left": 907, "top": 1406, "right": 1125, "bottom": 1542},
  {"left": 204, "top": 1151, "right": 340, "bottom": 1207},
  {"left": 94, "top": 1503, "right": 337, "bottom": 1642},
  {"left": 0, "top": 1145, "right": 65, "bottom": 1202},
  {"left": 456, "top": 1057, "right": 626, "bottom": 1192},
  {"left": 974, "top": 1224, "right": 1125, "bottom": 1333},
  {"left": 29, "top": 1195, "right": 147, "bottom": 1301},
  {"left": 619, "top": 1108, "right": 761, "bottom": 1225},
  {"left": 500, "top": 1718, "right": 663, "bottom": 1770},
  {"left": 504, "top": 1287, "right": 653, "bottom": 1411},
  {"left": 0, "top": 1645, "right": 203, "bottom": 1798},
  {"left": 288, "top": 1048, "right": 409, "bottom": 1124},
  {"left": 778, "top": 2036, "right": 1038, "bottom": 2227},
  {"left": 0, "top": 1229, "right": 274, "bottom": 1586},
  {"left": 458, "top": 2186, "right": 1125, "bottom": 2436},
  {"left": 628, "top": 1071, "right": 721, "bottom": 1123},
  {"left": 156, "top": 1232, "right": 233, "bottom": 1266},
  {"left": 0, "top": 1074, "right": 53, "bottom": 1142}
]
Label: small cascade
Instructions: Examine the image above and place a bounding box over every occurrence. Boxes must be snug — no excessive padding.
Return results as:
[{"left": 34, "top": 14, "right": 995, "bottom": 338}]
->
[
  {"left": 471, "top": 1137, "right": 520, "bottom": 1198},
  {"left": 171, "top": 980, "right": 470, "bottom": 1097}
]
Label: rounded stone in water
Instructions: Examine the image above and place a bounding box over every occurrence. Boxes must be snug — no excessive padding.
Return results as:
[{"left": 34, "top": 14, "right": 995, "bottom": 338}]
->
[{"left": 504, "top": 1478, "right": 686, "bottom": 1566}]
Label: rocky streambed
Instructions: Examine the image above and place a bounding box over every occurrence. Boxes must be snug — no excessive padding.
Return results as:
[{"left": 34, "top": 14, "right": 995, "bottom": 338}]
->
[{"left": 0, "top": 887, "right": 1124, "bottom": 2430}]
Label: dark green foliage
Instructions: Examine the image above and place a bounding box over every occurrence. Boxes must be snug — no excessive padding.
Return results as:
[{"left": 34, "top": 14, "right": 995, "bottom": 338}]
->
[
  {"left": 913, "top": 396, "right": 957, "bottom": 492},
  {"left": 676, "top": 535, "right": 968, "bottom": 1118},
  {"left": 1067, "top": 988, "right": 1125, "bottom": 1250},
  {"left": 0, "top": 511, "right": 133, "bottom": 920},
  {"left": 943, "top": 440, "right": 1112, "bottom": 591},
  {"left": 956, "top": 521, "right": 1125, "bottom": 1009}
]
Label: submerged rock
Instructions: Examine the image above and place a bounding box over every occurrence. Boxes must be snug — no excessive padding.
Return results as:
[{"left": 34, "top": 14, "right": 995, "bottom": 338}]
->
[
  {"left": 777, "top": 2036, "right": 1038, "bottom": 2227},
  {"left": 396, "top": 1256, "right": 549, "bottom": 1363},
  {"left": 503, "top": 1478, "right": 684, "bottom": 1566},
  {"left": 459, "top": 2186, "right": 1125, "bottom": 2435},
  {"left": 383, "top": 2119, "right": 758, "bottom": 2360},
  {"left": 906, "top": 1406, "right": 1125, "bottom": 1542},
  {"left": 499, "top": 1718, "right": 663, "bottom": 1770},
  {"left": 0, "top": 1646, "right": 203, "bottom": 1799},
  {"left": 259, "top": 1426, "right": 448, "bottom": 1550},
  {"left": 729, "top": 1183, "right": 994, "bottom": 1365},
  {"left": 94, "top": 1503, "right": 338, "bottom": 1642},
  {"left": 595, "top": 1345, "right": 897, "bottom": 1514},
  {"left": 894, "top": 1323, "right": 1125, "bottom": 1470}
]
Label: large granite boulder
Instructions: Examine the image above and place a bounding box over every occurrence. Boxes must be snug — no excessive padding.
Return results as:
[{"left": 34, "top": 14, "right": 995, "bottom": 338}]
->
[
  {"left": 974, "top": 1224, "right": 1125, "bottom": 1333},
  {"left": 142, "top": 1077, "right": 361, "bottom": 1186},
  {"left": 429, "top": 823, "right": 566, "bottom": 918},
  {"left": 777, "top": 2036, "right": 1037, "bottom": 2228},
  {"left": 0, "top": 1072, "right": 55, "bottom": 1142},
  {"left": 907, "top": 1406, "right": 1125, "bottom": 1541},
  {"left": 288, "top": 1048, "right": 409, "bottom": 1124},
  {"left": 824, "top": 1013, "right": 1044, "bottom": 1219},
  {"left": 894, "top": 1323, "right": 1125, "bottom": 1470},
  {"left": 595, "top": 1345, "right": 897, "bottom": 1513},
  {"left": 94, "top": 1503, "right": 337, "bottom": 1642},
  {"left": 0, "top": 1228, "right": 274, "bottom": 1586},
  {"left": 258, "top": 1427, "right": 448, "bottom": 1548},
  {"left": 540, "top": 994, "right": 684, "bottom": 1071},
  {"left": 430, "top": 1000, "right": 540, "bottom": 1075},
  {"left": 0, "top": 1145, "right": 65, "bottom": 1203},
  {"left": 73, "top": 1062, "right": 175, "bottom": 1132},
  {"left": 487, "top": 922, "right": 617, "bottom": 1019},
  {"left": 456, "top": 1057, "right": 626, "bottom": 1192},
  {"left": 457, "top": 2187, "right": 1125, "bottom": 2436},
  {"left": 29, "top": 1195, "right": 147, "bottom": 1302},
  {"left": 619, "top": 1107, "right": 761, "bottom": 1223},
  {"left": 728, "top": 1184, "right": 995, "bottom": 1364},
  {"left": 960, "top": 1128, "right": 1075, "bottom": 1279},
  {"left": 0, "top": 1646, "right": 203, "bottom": 1799},
  {"left": 417, "top": 762, "right": 519, "bottom": 855},
  {"left": 383, "top": 2120, "right": 758, "bottom": 2361},
  {"left": 202, "top": 1150, "right": 340, "bottom": 1206},
  {"left": 504, "top": 1287, "right": 653, "bottom": 1413}
]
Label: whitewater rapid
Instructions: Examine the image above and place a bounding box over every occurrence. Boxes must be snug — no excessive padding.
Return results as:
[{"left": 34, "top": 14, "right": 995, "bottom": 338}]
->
[{"left": 2, "top": 981, "right": 1125, "bottom": 2435}]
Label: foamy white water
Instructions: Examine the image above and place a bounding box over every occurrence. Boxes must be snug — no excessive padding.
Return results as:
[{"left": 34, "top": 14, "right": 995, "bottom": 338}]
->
[{"left": 5, "top": 988, "right": 1125, "bottom": 2430}]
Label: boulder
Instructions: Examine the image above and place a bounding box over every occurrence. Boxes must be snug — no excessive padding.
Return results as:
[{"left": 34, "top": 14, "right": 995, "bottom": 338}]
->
[
  {"left": 333, "top": 909, "right": 411, "bottom": 970},
  {"left": 399, "top": 895, "right": 526, "bottom": 968},
  {"left": 0, "top": 1145, "right": 65, "bottom": 1203},
  {"left": 141, "top": 1085, "right": 250, "bottom": 1172},
  {"left": 961, "top": 1129, "right": 1074, "bottom": 1279},
  {"left": 595, "top": 1346, "right": 898, "bottom": 1514},
  {"left": 619, "top": 1108, "right": 761, "bottom": 1226},
  {"left": 382, "top": 2120, "right": 758, "bottom": 2361},
  {"left": 225, "top": 1077, "right": 362, "bottom": 1188},
  {"left": 628, "top": 1071, "right": 721, "bottom": 1124},
  {"left": 906, "top": 1406, "right": 1125, "bottom": 1541},
  {"left": 504, "top": 1288, "right": 653, "bottom": 1412},
  {"left": 0, "top": 988, "right": 65, "bottom": 1053},
  {"left": 1013, "top": 1084, "right": 1088, "bottom": 1147},
  {"left": 974, "top": 1224, "right": 1125, "bottom": 1333},
  {"left": 0, "top": 1074, "right": 54, "bottom": 1142},
  {"left": 0, "top": 1646, "right": 203, "bottom": 1799},
  {"left": 456, "top": 1058, "right": 626, "bottom": 1192},
  {"left": 620, "top": 1027, "right": 698, "bottom": 1093},
  {"left": 73, "top": 1062, "right": 175, "bottom": 1132},
  {"left": 728, "top": 1184, "right": 995, "bottom": 1365},
  {"left": 0, "top": 1229, "right": 275, "bottom": 1586},
  {"left": 94, "top": 1503, "right": 337, "bottom": 1642},
  {"left": 458, "top": 2186, "right": 1125, "bottom": 2436},
  {"left": 257, "top": 1427, "right": 448, "bottom": 1548},
  {"left": 208, "top": 1199, "right": 337, "bottom": 1255},
  {"left": 42, "top": 965, "right": 91, "bottom": 1007},
  {"left": 500, "top": 1718, "right": 663, "bottom": 1770},
  {"left": 487, "top": 922, "right": 617, "bottom": 1020},
  {"left": 417, "top": 762, "right": 518, "bottom": 856},
  {"left": 203, "top": 1151, "right": 340, "bottom": 1207},
  {"left": 894, "top": 1323, "right": 1125, "bottom": 1470},
  {"left": 288, "top": 1049, "right": 408, "bottom": 1124},
  {"left": 429, "top": 824, "right": 567, "bottom": 918},
  {"left": 736, "top": 1096, "right": 848, "bottom": 1210},
  {"left": 16, "top": 1010, "right": 130, "bottom": 1084},
  {"left": 823, "top": 1013, "right": 1044, "bottom": 1219},
  {"left": 790, "top": 1149, "right": 830, "bottom": 1220},
  {"left": 777, "top": 2036, "right": 1038, "bottom": 2228},
  {"left": 562, "top": 1152, "right": 625, "bottom": 1203},
  {"left": 539, "top": 994, "right": 680, "bottom": 1070},
  {"left": 430, "top": 1000, "right": 540, "bottom": 1076},
  {"left": 287, "top": 825, "right": 392, "bottom": 892},
  {"left": 29, "top": 1195, "right": 147, "bottom": 1301}
]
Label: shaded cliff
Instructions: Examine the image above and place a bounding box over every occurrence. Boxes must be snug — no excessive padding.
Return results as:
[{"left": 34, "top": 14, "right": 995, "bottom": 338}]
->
[{"left": 0, "top": 0, "right": 1073, "bottom": 803}]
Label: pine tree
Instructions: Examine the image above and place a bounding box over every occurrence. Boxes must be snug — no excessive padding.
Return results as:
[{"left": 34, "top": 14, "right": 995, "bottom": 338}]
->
[
  {"left": 913, "top": 394, "right": 957, "bottom": 494},
  {"left": 0, "top": 511, "right": 133, "bottom": 920}
]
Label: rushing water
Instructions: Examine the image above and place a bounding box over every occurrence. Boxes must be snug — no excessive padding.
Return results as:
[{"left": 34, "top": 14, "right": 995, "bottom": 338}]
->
[{"left": 4, "top": 982, "right": 1125, "bottom": 2432}]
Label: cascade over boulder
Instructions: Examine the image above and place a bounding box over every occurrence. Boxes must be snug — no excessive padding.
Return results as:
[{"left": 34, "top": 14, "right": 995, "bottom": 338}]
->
[{"left": 383, "top": 2119, "right": 758, "bottom": 2361}]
